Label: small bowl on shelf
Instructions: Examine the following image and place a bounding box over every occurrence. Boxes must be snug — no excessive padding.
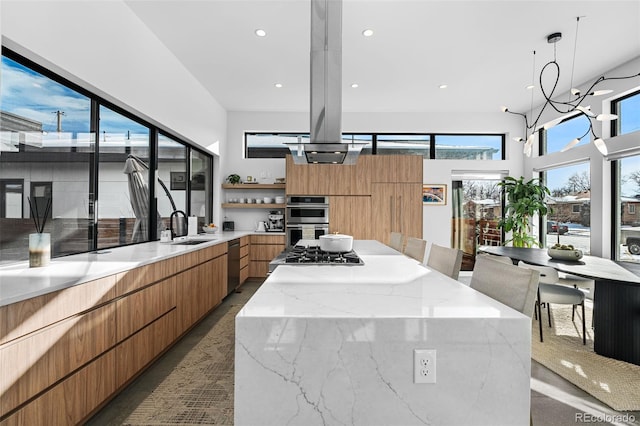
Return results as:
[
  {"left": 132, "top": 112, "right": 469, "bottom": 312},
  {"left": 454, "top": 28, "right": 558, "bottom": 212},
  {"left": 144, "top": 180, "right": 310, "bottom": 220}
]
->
[
  {"left": 547, "top": 247, "right": 583, "bottom": 261},
  {"left": 263, "top": 197, "right": 274, "bottom": 204},
  {"left": 202, "top": 226, "right": 218, "bottom": 234}
]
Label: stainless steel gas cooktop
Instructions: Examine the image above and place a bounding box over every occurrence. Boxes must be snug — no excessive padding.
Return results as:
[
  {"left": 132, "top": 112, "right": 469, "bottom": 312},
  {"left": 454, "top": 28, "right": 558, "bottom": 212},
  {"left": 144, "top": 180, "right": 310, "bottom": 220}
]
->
[{"left": 269, "top": 244, "right": 364, "bottom": 273}]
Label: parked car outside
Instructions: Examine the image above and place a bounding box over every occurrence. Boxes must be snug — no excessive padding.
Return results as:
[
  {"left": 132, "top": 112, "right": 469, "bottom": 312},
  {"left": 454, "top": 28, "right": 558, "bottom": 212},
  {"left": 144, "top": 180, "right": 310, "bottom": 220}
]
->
[{"left": 547, "top": 221, "right": 569, "bottom": 235}]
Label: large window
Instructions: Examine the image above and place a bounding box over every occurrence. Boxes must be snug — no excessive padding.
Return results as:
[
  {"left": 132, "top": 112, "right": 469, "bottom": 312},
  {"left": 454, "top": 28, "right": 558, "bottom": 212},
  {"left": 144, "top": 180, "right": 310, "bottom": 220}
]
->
[
  {"left": 97, "top": 105, "right": 150, "bottom": 248},
  {"left": 0, "top": 48, "right": 213, "bottom": 264},
  {"left": 0, "top": 54, "right": 94, "bottom": 263},
  {"left": 542, "top": 114, "right": 591, "bottom": 154},
  {"left": 434, "top": 134, "right": 502, "bottom": 160},
  {"left": 376, "top": 134, "right": 429, "bottom": 157},
  {"left": 451, "top": 174, "right": 504, "bottom": 270},
  {"left": 615, "top": 155, "right": 640, "bottom": 262},
  {"left": 612, "top": 90, "right": 640, "bottom": 136},
  {"left": 542, "top": 162, "right": 591, "bottom": 254},
  {"left": 246, "top": 132, "right": 503, "bottom": 159}
]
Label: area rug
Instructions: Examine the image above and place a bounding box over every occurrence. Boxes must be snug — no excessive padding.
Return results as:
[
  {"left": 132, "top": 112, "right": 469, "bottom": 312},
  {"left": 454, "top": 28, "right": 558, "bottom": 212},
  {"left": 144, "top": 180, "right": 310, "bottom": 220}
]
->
[
  {"left": 532, "top": 302, "right": 640, "bottom": 411},
  {"left": 122, "top": 304, "right": 242, "bottom": 425}
]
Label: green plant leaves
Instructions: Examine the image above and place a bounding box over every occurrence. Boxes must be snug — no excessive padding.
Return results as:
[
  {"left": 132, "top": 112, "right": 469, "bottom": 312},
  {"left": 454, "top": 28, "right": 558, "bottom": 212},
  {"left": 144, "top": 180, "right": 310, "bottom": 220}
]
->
[{"left": 498, "top": 176, "right": 551, "bottom": 248}]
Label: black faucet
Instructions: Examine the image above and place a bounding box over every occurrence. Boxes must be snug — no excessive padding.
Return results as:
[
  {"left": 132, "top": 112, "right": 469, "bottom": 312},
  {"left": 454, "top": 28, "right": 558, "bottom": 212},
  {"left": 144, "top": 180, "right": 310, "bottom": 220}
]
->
[{"left": 169, "top": 210, "right": 187, "bottom": 238}]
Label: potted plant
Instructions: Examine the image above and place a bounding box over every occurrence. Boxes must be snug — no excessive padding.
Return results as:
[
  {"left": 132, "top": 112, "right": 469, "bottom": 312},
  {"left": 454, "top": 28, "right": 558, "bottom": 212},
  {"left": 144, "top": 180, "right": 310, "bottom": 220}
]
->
[
  {"left": 226, "top": 174, "right": 241, "bottom": 184},
  {"left": 498, "top": 176, "right": 550, "bottom": 248}
]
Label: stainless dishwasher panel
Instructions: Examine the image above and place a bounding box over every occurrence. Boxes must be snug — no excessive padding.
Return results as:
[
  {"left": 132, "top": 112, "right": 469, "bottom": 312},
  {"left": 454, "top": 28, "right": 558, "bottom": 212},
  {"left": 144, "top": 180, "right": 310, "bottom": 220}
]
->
[{"left": 227, "top": 239, "right": 240, "bottom": 296}]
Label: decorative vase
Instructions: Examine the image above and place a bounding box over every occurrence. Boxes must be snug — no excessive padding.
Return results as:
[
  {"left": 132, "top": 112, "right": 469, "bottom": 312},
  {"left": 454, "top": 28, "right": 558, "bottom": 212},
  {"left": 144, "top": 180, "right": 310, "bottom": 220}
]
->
[{"left": 29, "top": 233, "right": 51, "bottom": 267}]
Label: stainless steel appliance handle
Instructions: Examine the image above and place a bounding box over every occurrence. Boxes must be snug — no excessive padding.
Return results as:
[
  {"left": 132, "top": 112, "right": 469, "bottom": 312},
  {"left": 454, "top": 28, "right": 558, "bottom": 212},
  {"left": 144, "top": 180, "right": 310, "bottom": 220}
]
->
[{"left": 286, "top": 204, "right": 329, "bottom": 208}]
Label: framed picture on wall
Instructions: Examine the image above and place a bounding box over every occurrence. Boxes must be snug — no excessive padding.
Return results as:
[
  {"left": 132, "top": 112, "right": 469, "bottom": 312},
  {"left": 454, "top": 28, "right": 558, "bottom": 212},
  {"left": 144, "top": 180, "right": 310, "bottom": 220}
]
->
[
  {"left": 170, "top": 172, "right": 187, "bottom": 190},
  {"left": 423, "top": 184, "right": 446, "bottom": 205}
]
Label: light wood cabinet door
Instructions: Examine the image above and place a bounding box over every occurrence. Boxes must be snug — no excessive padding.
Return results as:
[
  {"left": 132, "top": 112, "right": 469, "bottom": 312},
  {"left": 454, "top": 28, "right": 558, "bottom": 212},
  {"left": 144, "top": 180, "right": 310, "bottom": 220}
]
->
[
  {"left": 286, "top": 155, "right": 372, "bottom": 195},
  {"left": 329, "top": 196, "right": 372, "bottom": 239},
  {"left": 371, "top": 183, "right": 422, "bottom": 244},
  {"left": 2, "top": 349, "right": 117, "bottom": 426},
  {"left": 370, "top": 155, "right": 422, "bottom": 184},
  {"left": 397, "top": 183, "right": 423, "bottom": 239},
  {"left": 370, "top": 183, "right": 396, "bottom": 244},
  {"left": 0, "top": 304, "right": 116, "bottom": 417}
]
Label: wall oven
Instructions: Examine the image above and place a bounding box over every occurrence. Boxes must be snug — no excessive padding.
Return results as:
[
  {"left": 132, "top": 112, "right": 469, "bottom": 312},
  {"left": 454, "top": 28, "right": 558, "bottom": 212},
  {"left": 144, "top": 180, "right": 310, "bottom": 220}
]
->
[
  {"left": 285, "top": 224, "right": 330, "bottom": 247},
  {"left": 286, "top": 196, "right": 329, "bottom": 224},
  {"left": 286, "top": 196, "right": 329, "bottom": 246}
]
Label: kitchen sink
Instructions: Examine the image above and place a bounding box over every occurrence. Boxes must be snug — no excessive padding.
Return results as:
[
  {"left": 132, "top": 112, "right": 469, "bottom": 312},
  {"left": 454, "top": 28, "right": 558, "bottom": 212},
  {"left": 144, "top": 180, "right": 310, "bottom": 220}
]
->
[{"left": 172, "top": 240, "right": 210, "bottom": 246}]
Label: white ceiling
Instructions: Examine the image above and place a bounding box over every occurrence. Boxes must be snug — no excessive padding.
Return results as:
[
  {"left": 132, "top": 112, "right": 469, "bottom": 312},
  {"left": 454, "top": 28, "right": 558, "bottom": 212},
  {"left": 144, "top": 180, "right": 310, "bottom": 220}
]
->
[{"left": 125, "top": 0, "right": 640, "bottom": 115}]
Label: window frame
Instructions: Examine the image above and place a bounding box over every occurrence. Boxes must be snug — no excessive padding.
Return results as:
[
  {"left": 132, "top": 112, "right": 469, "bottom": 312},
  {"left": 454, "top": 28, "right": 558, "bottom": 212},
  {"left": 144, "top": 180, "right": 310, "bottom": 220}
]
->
[
  {"left": 1, "top": 46, "right": 213, "bottom": 260},
  {"left": 245, "top": 132, "right": 505, "bottom": 160},
  {"left": 540, "top": 113, "right": 591, "bottom": 155},
  {"left": 611, "top": 88, "right": 640, "bottom": 137}
]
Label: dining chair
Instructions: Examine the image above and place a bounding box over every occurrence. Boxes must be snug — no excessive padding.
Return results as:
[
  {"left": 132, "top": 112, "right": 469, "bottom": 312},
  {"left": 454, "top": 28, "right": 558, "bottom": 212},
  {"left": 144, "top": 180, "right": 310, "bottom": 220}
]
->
[
  {"left": 518, "top": 261, "right": 586, "bottom": 345},
  {"left": 559, "top": 271, "right": 595, "bottom": 327},
  {"left": 469, "top": 255, "right": 539, "bottom": 319},
  {"left": 477, "top": 252, "right": 513, "bottom": 265},
  {"left": 403, "top": 237, "right": 427, "bottom": 262},
  {"left": 389, "top": 232, "right": 404, "bottom": 252},
  {"left": 426, "top": 244, "right": 463, "bottom": 280}
]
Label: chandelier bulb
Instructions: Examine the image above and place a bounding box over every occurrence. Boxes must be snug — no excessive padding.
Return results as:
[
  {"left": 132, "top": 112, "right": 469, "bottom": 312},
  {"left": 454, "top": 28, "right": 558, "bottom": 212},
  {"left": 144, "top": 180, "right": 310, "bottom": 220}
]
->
[
  {"left": 570, "top": 88, "right": 581, "bottom": 96},
  {"left": 594, "top": 138, "right": 608, "bottom": 156},
  {"left": 560, "top": 138, "right": 580, "bottom": 152},
  {"left": 544, "top": 116, "right": 564, "bottom": 130},
  {"left": 500, "top": 106, "right": 508, "bottom": 113},
  {"left": 590, "top": 89, "right": 613, "bottom": 96},
  {"left": 596, "top": 113, "right": 618, "bottom": 121},
  {"left": 576, "top": 105, "right": 596, "bottom": 117}
]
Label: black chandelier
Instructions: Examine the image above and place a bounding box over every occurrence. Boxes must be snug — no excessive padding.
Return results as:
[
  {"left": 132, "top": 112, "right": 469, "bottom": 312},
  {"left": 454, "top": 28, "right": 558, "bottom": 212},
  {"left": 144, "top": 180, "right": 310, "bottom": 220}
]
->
[{"left": 502, "top": 17, "right": 640, "bottom": 157}]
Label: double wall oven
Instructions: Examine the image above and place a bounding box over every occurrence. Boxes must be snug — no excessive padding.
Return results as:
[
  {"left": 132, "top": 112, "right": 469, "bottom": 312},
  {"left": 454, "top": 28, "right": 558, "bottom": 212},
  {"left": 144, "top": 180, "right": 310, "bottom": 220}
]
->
[{"left": 286, "top": 196, "right": 329, "bottom": 247}]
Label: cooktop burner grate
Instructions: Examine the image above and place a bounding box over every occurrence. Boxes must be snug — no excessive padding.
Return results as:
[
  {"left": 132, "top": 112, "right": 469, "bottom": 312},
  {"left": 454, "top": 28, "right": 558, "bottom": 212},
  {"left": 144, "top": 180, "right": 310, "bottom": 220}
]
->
[{"left": 285, "top": 245, "right": 364, "bottom": 265}]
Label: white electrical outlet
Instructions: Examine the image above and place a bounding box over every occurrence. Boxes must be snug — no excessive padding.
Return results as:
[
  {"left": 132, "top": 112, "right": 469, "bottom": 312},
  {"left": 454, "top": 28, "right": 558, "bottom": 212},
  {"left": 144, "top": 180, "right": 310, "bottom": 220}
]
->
[{"left": 414, "top": 349, "right": 436, "bottom": 384}]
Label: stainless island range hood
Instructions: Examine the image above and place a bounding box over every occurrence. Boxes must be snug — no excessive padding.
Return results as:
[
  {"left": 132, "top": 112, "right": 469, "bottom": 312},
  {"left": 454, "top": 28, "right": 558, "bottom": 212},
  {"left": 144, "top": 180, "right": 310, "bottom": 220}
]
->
[{"left": 287, "top": 0, "right": 366, "bottom": 165}]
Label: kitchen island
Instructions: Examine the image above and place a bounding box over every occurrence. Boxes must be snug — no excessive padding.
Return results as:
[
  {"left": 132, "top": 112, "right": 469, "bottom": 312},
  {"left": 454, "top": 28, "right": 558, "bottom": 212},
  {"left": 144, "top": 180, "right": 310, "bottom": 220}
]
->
[{"left": 235, "top": 240, "right": 531, "bottom": 425}]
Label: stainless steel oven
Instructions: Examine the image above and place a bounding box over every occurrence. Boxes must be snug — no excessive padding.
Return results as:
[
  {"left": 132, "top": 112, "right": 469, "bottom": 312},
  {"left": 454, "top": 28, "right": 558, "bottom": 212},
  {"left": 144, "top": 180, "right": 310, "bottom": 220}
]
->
[
  {"left": 286, "top": 196, "right": 330, "bottom": 247},
  {"left": 286, "top": 196, "right": 329, "bottom": 224},
  {"left": 285, "top": 224, "right": 330, "bottom": 247}
]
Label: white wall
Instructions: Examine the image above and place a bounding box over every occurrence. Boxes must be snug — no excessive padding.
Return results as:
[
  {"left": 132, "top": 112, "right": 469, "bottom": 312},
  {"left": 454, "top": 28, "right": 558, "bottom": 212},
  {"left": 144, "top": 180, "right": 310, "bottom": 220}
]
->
[
  {"left": 1, "top": 1, "right": 226, "bottom": 153},
  {"left": 225, "top": 110, "right": 524, "bottom": 241}
]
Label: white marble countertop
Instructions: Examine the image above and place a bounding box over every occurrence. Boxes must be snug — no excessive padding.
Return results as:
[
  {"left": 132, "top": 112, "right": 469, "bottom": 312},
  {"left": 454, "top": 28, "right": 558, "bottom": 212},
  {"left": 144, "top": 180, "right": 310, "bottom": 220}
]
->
[
  {"left": 0, "top": 230, "right": 282, "bottom": 307},
  {"left": 238, "top": 240, "right": 527, "bottom": 320}
]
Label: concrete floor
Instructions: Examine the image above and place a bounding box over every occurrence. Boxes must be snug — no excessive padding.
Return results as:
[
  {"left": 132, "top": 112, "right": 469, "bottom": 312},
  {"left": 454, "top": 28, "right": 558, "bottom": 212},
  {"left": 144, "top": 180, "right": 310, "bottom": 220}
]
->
[{"left": 87, "top": 278, "right": 640, "bottom": 426}]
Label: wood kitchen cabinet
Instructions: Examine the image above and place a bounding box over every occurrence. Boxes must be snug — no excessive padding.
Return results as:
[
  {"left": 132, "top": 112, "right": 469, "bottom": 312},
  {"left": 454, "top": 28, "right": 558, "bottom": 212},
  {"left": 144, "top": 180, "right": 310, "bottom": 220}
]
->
[
  {"left": 249, "top": 234, "right": 285, "bottom": 277},
  {"left": 329, "top": 196, "right": 372, "bottom": 239},
  {"left": 0, "top": 242, "right": 228, "bottom": 425},
  {"left": 285, "top": 155, "right": 372, "bottom": 195},
  {"left": 239, "top": 236, "right": 249, "bottom": 286},
  {"left": 370, "top": 155, "right": 422, "bottom": 184},
  {"left": 371, "top": 182, "right": 423, "bottom": 245}
]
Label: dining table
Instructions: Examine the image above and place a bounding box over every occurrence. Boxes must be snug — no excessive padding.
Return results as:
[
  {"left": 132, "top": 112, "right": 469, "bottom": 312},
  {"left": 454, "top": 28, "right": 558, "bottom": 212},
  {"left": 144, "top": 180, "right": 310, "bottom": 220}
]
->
[{"left": 479, "top": 245, "right": 640, "bottom": 366}]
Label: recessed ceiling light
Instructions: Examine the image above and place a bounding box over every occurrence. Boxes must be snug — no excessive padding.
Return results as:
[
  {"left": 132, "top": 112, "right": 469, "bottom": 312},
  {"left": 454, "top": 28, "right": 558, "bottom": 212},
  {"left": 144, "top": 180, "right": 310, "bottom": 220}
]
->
[
  {"left": 255, "top": 29, "right": 267, "bottom": 37},
  {"left": 439, "top": 84, "right": 448, "bottom": 89},
  {"left": 362, "top": 29, "right": 374, "bottom": 37},
  {"left": 351, "top": 83, "right": 359, "bottom": 88},
  {"left": 274, "top": 83, "right": 283, "bottom": 88}
]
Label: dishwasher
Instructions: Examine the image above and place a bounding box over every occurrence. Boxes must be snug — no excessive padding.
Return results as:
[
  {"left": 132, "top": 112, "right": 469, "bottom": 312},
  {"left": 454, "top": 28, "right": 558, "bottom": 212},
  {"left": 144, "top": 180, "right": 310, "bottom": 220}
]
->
[{"left": 227, "top": 239, "right": 240, "bottom": 296}]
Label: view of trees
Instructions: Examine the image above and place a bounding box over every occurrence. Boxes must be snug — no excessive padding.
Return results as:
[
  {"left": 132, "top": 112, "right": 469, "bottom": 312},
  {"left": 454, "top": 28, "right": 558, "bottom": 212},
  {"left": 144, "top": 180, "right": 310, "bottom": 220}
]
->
[{"left": 549, "top": 171, "right": 590, "bottom": 197}]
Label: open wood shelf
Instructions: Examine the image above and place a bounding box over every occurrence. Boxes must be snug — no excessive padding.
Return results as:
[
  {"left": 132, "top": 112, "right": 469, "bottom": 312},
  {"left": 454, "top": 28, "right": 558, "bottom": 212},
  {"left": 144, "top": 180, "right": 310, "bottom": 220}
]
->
[
  {"left": 222, "top": 183, "right": 285, "bottom": 189},
  {"left": 222, "top": 203, "right": 286, "bottom": 209}
]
